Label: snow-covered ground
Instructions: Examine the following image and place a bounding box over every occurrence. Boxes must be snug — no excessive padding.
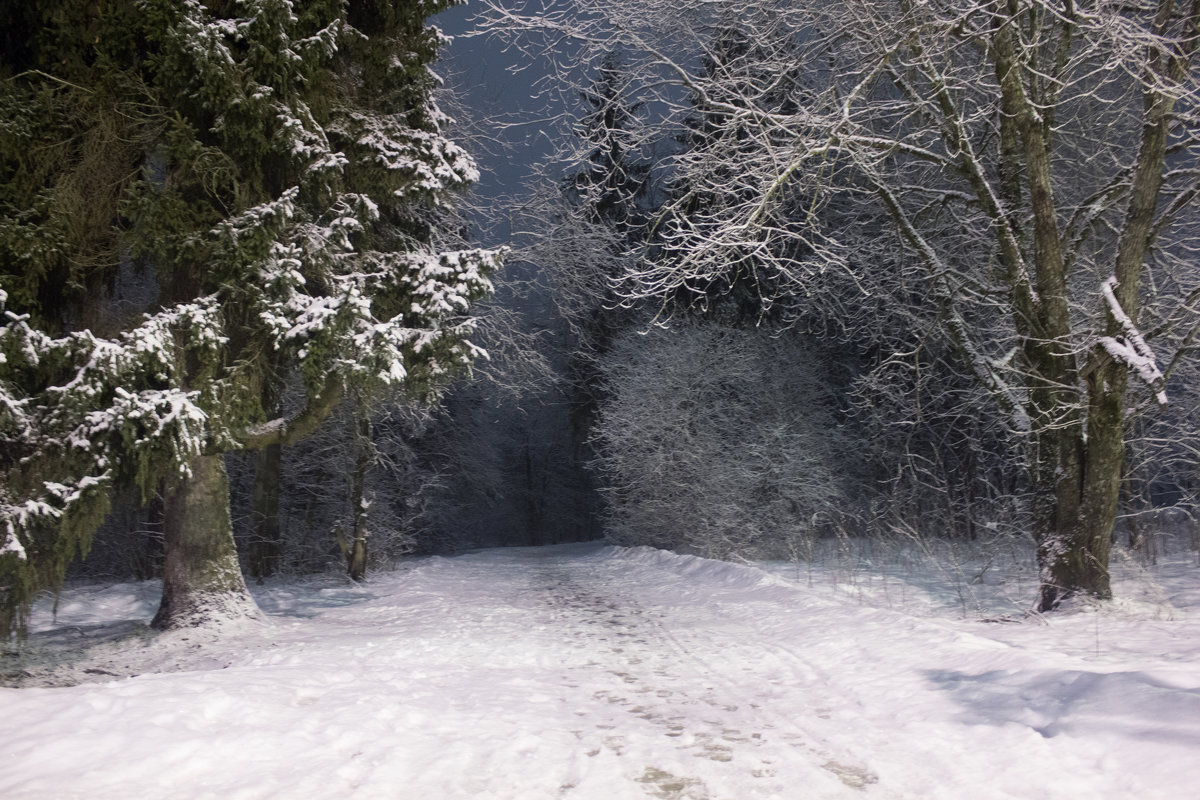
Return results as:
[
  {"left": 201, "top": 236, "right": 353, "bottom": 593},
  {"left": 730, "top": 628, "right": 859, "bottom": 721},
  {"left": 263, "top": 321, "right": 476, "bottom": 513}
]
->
[{"left": 2, "top": 541, "right": 1199, "bottom": 799}]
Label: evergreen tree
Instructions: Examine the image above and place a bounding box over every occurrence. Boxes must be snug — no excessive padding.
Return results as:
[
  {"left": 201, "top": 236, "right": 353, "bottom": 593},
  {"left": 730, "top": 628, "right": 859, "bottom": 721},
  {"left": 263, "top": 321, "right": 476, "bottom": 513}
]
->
[{"left": 0, "top": 0, "right": 499, "bottom": 635}]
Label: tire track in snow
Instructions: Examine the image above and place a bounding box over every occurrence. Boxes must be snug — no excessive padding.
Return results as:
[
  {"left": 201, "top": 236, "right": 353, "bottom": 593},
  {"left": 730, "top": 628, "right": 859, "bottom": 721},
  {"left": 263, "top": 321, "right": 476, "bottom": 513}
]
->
[{"left": 527, "top": 549, "right": 878, "bottom": 798}]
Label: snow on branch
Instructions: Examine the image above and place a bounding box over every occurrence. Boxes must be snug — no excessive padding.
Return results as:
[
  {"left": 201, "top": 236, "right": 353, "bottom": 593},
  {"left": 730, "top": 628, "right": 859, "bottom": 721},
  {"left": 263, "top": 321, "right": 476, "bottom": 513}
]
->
[
  {"left": 1, "top": 514, "right": 30, "bottom": 560},
  {"left": 0, "top": 293, "right": 225, "bottom": 559},
  {"left": 1099, "top": 276, "right": 1169, "bottom": 408}
]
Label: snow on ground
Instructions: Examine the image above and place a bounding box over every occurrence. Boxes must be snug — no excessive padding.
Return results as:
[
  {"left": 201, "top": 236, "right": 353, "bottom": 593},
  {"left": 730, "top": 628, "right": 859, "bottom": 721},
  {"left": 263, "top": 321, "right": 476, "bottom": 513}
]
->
[{"left": 2, "top": 541, "right": 1199, "bottom": 800}]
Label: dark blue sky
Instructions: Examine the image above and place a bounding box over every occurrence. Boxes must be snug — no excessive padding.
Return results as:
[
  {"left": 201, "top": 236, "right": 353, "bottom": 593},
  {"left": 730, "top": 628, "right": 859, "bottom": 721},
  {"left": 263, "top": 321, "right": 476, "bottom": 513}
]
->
[{"left": 435, "top": 3, "right": 558, "bottom": 246}]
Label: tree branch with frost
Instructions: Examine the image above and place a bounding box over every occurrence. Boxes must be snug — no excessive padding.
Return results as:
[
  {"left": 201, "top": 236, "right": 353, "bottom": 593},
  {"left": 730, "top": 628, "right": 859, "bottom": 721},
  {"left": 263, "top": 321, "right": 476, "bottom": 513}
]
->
[
  {"left": 239, "top": 375, "right": 345, "bottom": 451},
  {"left": 477, "top": 0, "right": 1200, "bottom": 607},
  {"left": 1096, "top": 276, "right": 1170, "bottom": 407},
  {"left": 1152, "top": 282, "right": 1200, "bottom": 383},
  {"left": 871, "top": 174, "right": 1029, "bottom": 432},
  {"left": 0, "top": 294, "right": 225, "bottom": 602}
]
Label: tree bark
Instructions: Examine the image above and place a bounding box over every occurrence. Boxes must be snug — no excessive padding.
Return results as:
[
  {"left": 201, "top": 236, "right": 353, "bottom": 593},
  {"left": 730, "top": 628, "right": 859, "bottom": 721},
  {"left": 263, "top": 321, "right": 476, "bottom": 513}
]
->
[
  {"left": 993, "top": 7, "right": 1093, "bottom": 609},
  {"left": 984, "top": 0, "right": 1196, "bottom": 610},
  {"left": 248, "top": 442, "right": 282, "bottom": 581},
  {"left": 1036, "top": 0, "right": 1199, "bottom": 610},
  {"left": 347, "top": 413, "right": 371, "bottom": 581},
  {"left": 136, "top": 484, "right": 166, "bottom": 581},
  {"left": 152, "top": 454, "right": 262, "bottom": 629}
]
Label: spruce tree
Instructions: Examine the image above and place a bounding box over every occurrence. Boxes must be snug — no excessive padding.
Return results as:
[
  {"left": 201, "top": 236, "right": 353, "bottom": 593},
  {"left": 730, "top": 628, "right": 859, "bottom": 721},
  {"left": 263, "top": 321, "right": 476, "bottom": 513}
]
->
[{"left": 0, "top": 0, "right": 499, "bottom": 634}]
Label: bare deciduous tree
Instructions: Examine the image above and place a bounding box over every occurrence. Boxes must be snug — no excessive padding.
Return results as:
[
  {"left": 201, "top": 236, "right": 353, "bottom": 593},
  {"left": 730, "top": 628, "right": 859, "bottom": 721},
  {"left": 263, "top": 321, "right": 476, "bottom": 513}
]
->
[
  {"left": 594, "top": 322, "right": 852, "bottom": 559},
  {"left": 479, "top": 0, "right": 1200, "bottom": 609}
]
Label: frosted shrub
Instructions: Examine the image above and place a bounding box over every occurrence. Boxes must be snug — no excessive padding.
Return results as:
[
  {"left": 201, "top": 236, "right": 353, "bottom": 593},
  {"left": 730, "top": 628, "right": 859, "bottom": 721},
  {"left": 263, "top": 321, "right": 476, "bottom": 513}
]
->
[{"left": 593, "top": 321, "right": 854, "bottom": 559}]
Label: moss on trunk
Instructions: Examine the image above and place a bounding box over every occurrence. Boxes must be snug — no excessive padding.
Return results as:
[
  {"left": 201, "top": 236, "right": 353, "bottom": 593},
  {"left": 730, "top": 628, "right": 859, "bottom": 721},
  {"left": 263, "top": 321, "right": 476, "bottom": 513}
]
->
[{"left": 152, "top": 454, "right": 261, "bottom": 629}]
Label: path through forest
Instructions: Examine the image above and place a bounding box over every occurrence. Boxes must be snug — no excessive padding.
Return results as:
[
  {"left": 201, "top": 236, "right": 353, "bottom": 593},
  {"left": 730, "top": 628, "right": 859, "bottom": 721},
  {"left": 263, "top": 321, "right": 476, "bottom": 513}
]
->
[{"left": 2, "top": 543, "right": 1199, "bottom": 799}]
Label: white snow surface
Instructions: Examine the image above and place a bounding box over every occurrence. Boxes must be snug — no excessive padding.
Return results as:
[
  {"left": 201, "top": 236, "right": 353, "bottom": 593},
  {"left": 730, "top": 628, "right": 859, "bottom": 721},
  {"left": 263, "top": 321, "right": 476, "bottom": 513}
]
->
[{"left": 3, "top": 542, "right": 1199, "bottom": 799}]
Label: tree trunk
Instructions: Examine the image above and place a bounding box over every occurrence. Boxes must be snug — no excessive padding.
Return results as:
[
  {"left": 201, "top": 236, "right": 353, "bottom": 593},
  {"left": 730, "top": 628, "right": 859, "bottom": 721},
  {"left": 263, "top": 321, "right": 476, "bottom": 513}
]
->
[
  {"left": 1022, "top": 338, "right": 1121, "bottom": 611},
  {"left": 152, "top": 454, "right": 262, "bottom": 629},
  {"left": 525, "top": 443, "right": 545, "bottom": 546},
  {"left": 1030, "top": 0, "right": 1196, "bottom": 610},
  {"left": 990, "top": 3, "right": 1148, "bottom": 611},
  {"left": 136, "top": 483, "right": 165, "bottom": 581},
  {"left": 248, "top": 442, "right": 282, "bottom": 581},
  {"left": 1074, "top": 365, "right": 1128, "bottom": 595},
  {"left": 347, "top": 414, "right": 371, "bottom": 582},
  {"left": 1030, "top": 365, "right": 1128, "bottom": 611}
]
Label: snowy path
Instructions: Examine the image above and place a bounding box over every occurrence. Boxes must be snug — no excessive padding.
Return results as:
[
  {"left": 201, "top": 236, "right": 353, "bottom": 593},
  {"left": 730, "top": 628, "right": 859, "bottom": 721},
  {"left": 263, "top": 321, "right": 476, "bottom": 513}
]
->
[{"left": 2, "top": 543, "right": 1199, "bottom": 799}]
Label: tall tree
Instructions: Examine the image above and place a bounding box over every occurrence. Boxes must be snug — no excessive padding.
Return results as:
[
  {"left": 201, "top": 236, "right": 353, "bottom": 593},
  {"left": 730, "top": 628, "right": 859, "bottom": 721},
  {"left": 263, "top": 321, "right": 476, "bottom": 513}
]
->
[
  {"left": 480, "top": 0, "right": 1200, "bottom": 608},
  {"left": 537, "top": 53, "right": 652, "bottom": 352},
  {"left": 0, "top": 0, "right": 499, "bottom": 634}
]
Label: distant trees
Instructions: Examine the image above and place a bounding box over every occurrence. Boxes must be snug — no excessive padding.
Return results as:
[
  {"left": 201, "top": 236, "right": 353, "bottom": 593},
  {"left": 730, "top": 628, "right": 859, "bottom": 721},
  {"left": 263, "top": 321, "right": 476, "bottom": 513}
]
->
[
  {"left": 530, "top": 54, "right": 652, "bottom": 391},
  {"left": 595, "top": 322, "right": 851, "bottom": 559},
  {"left": 482, "top": 0, "right": 1200, "bottom": 607},
  {"left": 0, "top": 0, "right": 499, "bottom": 635},
  {"left": 6, "top": 0, "right": 1195, "bottom": 631}
]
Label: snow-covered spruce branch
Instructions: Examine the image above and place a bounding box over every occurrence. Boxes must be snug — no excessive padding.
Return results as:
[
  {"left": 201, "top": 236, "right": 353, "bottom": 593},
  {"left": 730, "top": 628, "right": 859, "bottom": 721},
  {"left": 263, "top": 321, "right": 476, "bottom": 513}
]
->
[{"left": 0, "top": 299, "right": 223, "bottom": 566}]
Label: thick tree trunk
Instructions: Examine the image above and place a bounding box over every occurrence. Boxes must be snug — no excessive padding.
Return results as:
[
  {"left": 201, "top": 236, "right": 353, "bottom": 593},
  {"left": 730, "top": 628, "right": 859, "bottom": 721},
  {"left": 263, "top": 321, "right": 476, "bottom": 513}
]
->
[
  {"left": 1028, "top": 419, "right": 1081, "bottom": 611},
  {"left": 152, "top": 454, "right": 262, "bottom": 629},
  {"left": 1030, "top": 366, "right": 1127, "bottom": 611},
  {"left": 1074, "top": 366, "right": 1129, "bottom": 595},
  {"left": 1021, "top": 313, "right": 1099, "bottom": 610},
  {"left": 990, "top": 5, "right": 1108, "bottom": 610},
  {"left": 1030, "top": 0, "right": 1195, "bottom": 610},
  {"left": 1034, "top": 466, "right": 1122, "bottom": 609},
  {"left": 248, "top": 442, "right": 282, "bottom": 581}
]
